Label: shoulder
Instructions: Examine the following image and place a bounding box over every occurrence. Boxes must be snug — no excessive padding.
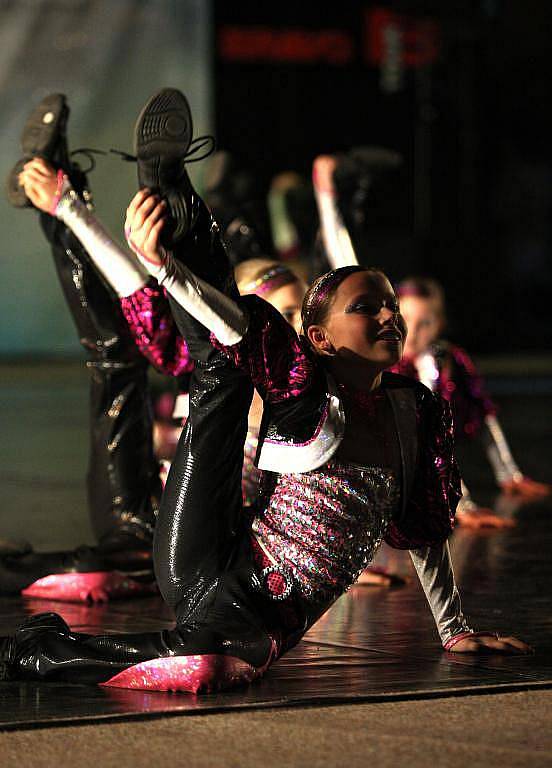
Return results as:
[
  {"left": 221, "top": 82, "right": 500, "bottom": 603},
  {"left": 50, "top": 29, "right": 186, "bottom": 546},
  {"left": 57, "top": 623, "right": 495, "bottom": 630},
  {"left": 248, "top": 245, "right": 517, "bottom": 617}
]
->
[
  {"left": 382, "top": 371, "right": 433, "bottom": 399},
  {"left": 382, "top": 371, "right": 446, "bottom": 422},
  {"left": 442, "top": 341, "right": 479, "bottom": 373}
]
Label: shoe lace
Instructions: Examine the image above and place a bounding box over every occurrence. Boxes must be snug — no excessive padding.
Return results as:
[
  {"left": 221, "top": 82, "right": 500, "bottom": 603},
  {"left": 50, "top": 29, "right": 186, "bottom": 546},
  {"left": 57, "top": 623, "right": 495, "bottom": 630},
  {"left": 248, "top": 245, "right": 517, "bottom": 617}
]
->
[
  {"left": 109, "top": 134, "right": 216, "bottom": 166},
  {"left": 70, "top": 147, "right": 108, "bottom": 174}
]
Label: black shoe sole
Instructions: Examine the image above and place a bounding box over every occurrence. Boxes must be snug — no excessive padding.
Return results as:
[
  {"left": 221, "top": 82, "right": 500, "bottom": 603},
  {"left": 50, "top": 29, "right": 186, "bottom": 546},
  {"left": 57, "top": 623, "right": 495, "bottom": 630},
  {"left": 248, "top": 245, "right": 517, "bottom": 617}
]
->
[
  {"left": 21, "top": 93, "right": 68, "bottom": 159},
  {"left": 5, "top": 93, "right": 69, "bottom": 209},
  {"left": 134, "top": 88, "right": 193, "bottom": 188},
  {"left": 134, "top": 88, "right": 194, "bottom": 245}
]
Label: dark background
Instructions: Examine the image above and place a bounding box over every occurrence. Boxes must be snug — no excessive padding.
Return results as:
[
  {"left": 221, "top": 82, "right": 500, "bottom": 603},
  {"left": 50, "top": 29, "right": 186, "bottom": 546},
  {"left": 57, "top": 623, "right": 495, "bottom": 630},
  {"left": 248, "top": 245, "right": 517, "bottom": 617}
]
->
[{"left": 213, "top": 1, "right": 552, "bottom": 354}]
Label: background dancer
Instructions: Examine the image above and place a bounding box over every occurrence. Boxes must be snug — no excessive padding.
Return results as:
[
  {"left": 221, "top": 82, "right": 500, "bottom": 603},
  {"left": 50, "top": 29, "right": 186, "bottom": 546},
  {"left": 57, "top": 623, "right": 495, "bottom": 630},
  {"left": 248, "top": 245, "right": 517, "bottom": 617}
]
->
[
  {"left": 1, "top": 95, "right": 172, "bottom": 602},
  {"left": 392, "top": 276, "right": 551, "bottom": 519},
  {"left": 312, "top": 153, "right": 550, "bottom": 527}
]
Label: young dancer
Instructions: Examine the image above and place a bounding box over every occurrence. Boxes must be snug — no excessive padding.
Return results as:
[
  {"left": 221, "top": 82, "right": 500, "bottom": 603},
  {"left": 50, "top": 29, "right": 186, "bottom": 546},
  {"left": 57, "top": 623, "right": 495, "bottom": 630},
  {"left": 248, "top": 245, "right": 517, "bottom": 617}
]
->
[
  {"left": 1, "top": 94, "right": 176, "bottom": 601},
  {"left": 312, "top": 154, "right": 550, "bottom": 525},
  {"left": 0, "top": 89, "right": 529, "bottom": 693},
  {"left": 235, "top": 258, "right": 306, "bottom": 506},
  {"left": 392, "top": 277, "right": 551, "bottom": 511}
]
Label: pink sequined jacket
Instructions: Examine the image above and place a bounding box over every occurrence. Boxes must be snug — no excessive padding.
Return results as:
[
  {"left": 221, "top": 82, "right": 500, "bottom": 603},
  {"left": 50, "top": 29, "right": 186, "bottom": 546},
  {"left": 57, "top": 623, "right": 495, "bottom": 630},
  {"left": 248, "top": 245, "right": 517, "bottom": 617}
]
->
[
  {"left": 213, "top": 295, "right": 461, "bottom": 550},
  {"left": 120, "top": 280, "right": 193, "bottom": 378},
  {"left": 390, "top": 341, "right": 496, "bottom": 439},
  {"left": 389, "top": 342, "right": 521, "bottom": 486}
]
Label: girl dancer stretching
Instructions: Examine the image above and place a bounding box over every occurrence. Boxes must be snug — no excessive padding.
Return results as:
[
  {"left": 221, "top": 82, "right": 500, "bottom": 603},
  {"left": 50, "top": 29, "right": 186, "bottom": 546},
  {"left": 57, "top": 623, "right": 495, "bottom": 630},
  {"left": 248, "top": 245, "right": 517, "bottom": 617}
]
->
[
  {"left": 392, "top": 276, "right": 551, "bottom": 512},
  {"left": 312, "top": 155, "right": 550, "bottom": 525},
  {"left": 0, "top": 90, "right": 530, "bottom": 692}
]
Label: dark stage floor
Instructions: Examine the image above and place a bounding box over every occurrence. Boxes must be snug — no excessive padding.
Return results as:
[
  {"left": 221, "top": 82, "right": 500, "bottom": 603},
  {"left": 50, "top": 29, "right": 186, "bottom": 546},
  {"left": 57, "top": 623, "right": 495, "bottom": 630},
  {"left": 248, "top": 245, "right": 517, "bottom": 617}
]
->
[{"left": 1, "top": 363, "right": 551, "bottom": 730}]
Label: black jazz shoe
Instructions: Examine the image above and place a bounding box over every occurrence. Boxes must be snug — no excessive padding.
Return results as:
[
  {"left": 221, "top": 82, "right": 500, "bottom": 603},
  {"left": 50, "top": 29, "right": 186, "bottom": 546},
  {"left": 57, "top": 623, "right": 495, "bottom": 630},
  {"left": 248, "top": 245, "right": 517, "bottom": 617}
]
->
[
  {"left": 5, "top": 93, "right": 69, "bottom": 208},
  {"left": 5, "top": 93, "right": 95, "bottom": 211},
  {"left": 134, "top": 87, "right": 214, "bottom": 247}
]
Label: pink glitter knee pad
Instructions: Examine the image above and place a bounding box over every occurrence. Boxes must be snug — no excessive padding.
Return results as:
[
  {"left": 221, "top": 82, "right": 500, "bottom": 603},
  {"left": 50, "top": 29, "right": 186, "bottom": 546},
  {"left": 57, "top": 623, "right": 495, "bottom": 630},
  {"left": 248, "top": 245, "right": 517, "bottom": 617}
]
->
[
  {"left": 21, "top": 571, "right": 158, "bottom": 603},
  {"left": 102, "top": 642, "right": 278, "bottom": 694}
]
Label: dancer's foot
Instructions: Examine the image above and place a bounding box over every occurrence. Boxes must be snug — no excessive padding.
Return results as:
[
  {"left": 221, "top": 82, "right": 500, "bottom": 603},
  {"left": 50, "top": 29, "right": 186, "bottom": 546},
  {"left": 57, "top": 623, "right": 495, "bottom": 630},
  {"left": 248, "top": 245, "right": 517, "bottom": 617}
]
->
[
  {"left": 500, "top": 475, "right": 552, "bottom": 499},
  {"left": 357, "top": 567, "right": 406, "bottom": 587},
  {"left": 102, "top": 645, "right": 276, "bottom": 693},
  {"left": 455, "top": 504, "right": 515, "bottom": 530},
  {"left": 5, "top": 93, "right": 69, "bottom": 208},
  {"left": 0, "top": 544, "right": 156, "bottom": 602},
  {"left": 134, "top": 88, "right": 214, "bottom": 247},
  {"left": 3, "top": 611, "right": 277, "bottom": 691},
  {"left": 6, "top": 93, "right": 94, "bottom": 212}
]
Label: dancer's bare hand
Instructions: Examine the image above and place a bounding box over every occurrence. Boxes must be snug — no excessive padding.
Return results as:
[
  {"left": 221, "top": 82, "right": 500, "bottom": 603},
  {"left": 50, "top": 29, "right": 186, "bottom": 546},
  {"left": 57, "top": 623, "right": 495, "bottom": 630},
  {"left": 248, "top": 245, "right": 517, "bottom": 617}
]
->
[
  {"left": 125, "top": 189, "right": 167, "bottom": 266},
  {"left": 501, "top": 476, "right": 552, "bottom": 498},
  {"left": 312, "top": 155, "right": 337, "bottom": 195},
  {"left": 450, "top": 634, "right": 533, "bottom": 654},
  {"left": 18, "top": 157, "right": 58, "bottom": 213},
  {"left": 456, "top": 506, "right": 515, "bottom": 529}
]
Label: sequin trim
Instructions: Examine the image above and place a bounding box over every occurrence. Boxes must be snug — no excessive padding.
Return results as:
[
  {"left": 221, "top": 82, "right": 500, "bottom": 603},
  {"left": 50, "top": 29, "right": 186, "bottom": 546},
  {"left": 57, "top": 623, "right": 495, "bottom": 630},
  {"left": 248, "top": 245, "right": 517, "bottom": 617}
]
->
[
  {"left": 120, "top": 281, "right": 193, "bottom": 377},
  {"left": 253, "top": 461, "right": 399, "bottom": 605}
]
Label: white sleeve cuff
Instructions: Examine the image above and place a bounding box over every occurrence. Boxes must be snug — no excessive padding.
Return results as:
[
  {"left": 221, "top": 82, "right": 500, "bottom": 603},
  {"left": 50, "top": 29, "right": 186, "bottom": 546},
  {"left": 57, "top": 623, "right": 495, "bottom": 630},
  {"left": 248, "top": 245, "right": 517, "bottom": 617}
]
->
[
  {"left": 136, "top": 254, "right": 248, "bottom": 346},
  {"left": 56, "top": 188, "right": 149, "bottom": 297}
]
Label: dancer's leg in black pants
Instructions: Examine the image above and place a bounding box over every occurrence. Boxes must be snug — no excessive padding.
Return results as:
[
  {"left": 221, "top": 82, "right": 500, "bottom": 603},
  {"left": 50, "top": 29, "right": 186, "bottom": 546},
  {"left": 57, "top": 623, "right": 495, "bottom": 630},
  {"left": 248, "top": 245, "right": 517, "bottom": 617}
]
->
[
  {"left": 0, "top": 213, "right": 160, "bottom": 597},
  {"left": 41, "top": 213, "right": 160, "bottom": 550},
  {"left": 1, "top": 202, "right": 277, "bottom": 688}
]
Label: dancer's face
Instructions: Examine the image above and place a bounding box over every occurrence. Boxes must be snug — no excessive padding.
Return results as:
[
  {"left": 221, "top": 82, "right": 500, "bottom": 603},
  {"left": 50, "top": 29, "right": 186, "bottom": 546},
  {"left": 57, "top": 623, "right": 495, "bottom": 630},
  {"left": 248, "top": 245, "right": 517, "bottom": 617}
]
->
[
  {"left": 267, "top": 280, "right": 307, "bottom": 334},
  {"left": 400, "top": 296, "right": 442, "bottom": 358},
  {"left": 307, "top": 271, "right": 406, "bottom": 370}
]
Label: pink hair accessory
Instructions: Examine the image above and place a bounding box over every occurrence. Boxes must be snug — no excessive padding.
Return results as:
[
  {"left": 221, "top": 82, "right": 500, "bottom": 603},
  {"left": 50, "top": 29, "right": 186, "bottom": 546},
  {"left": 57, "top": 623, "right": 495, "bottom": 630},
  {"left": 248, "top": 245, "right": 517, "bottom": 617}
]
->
[
  {"left": 240, "top": 264, "right": 296, "bottom": 296},
  {"left": 443, "top": 630, "right": 499, "bottom": 651},
  {"left": 50, "top": 168, "right": 66, "bottom": 215}
]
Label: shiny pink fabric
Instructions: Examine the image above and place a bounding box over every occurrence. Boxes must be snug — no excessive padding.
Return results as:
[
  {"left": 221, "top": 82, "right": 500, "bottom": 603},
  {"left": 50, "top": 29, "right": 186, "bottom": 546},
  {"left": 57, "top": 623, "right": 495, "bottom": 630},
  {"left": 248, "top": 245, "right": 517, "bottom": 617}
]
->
[
  {"left": 102, "top": 649, "right": 275, "bottom": 693},
  {"left": 21, "top": 572, "right": 158, "bottom": 603},
  {"left": 120, "top": 280, "right": 193, "bottom": 377},
  {"left": 211, "top": 295, "right": 314, "bottom": 403},
  {"left": 390, "top": 343, "right": 496, "bottom": 439}
]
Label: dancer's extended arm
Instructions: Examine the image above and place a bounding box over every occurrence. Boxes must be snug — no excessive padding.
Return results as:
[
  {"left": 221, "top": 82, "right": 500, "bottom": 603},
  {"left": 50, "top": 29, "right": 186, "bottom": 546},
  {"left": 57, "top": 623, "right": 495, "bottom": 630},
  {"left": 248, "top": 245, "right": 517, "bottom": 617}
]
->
[
  {"left": 312, "top": 155, "right": 358, "bottom": 269},
  {"left": 125, "top": 189, "right": 314, "bottom": 400},
  {"left": 410, "top": 542, "right": 530, "bottom": 653},
  {"left": 19, "top": 158, "right": 191, "bottom": 376}
]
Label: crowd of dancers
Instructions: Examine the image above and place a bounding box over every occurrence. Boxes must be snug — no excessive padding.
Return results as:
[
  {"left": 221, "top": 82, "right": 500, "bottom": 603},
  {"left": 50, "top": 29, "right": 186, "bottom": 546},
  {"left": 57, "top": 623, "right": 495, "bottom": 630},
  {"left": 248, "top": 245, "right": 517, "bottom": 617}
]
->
[{"left": 0, "top": 88, "right": 544, "bottom": 691}]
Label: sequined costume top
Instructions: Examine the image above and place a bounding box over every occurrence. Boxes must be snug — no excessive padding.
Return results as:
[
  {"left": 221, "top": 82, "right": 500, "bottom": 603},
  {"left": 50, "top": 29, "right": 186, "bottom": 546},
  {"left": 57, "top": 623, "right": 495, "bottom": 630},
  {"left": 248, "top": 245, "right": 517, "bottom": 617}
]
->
[
  {"left": 390, "top": 343, "right": 521, "bottom": 484},
  {"left": 213, "top": 295, "right": 461, "bottom": 551},
  {"left": 253, "top": 461, "right": 399, "bottom": 605}
]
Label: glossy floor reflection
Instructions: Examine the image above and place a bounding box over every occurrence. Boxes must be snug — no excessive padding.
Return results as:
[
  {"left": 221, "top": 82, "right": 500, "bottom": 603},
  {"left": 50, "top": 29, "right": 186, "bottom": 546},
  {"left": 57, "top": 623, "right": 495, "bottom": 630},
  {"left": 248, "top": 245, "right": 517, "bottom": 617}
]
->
[{"left": 1, "top": 364, "right": 551, "bottom": 729}]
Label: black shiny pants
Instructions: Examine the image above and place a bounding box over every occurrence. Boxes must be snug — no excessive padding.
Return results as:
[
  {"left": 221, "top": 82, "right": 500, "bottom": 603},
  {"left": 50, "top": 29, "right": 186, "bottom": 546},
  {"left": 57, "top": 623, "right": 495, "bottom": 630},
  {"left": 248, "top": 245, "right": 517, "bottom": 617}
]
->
[
  {"left": 40, "top": 214, "right": 160, "bottom": 548},
  {"left": 9, "top": 206, "right": 280, "bottom": 683}
]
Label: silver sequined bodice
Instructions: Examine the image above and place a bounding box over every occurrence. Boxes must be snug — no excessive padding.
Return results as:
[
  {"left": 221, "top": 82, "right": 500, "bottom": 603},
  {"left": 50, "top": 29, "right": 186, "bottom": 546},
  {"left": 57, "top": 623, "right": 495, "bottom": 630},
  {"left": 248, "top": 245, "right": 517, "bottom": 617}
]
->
[{"left": 252, "top": 461, "right": 399, "bottom": 604}]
